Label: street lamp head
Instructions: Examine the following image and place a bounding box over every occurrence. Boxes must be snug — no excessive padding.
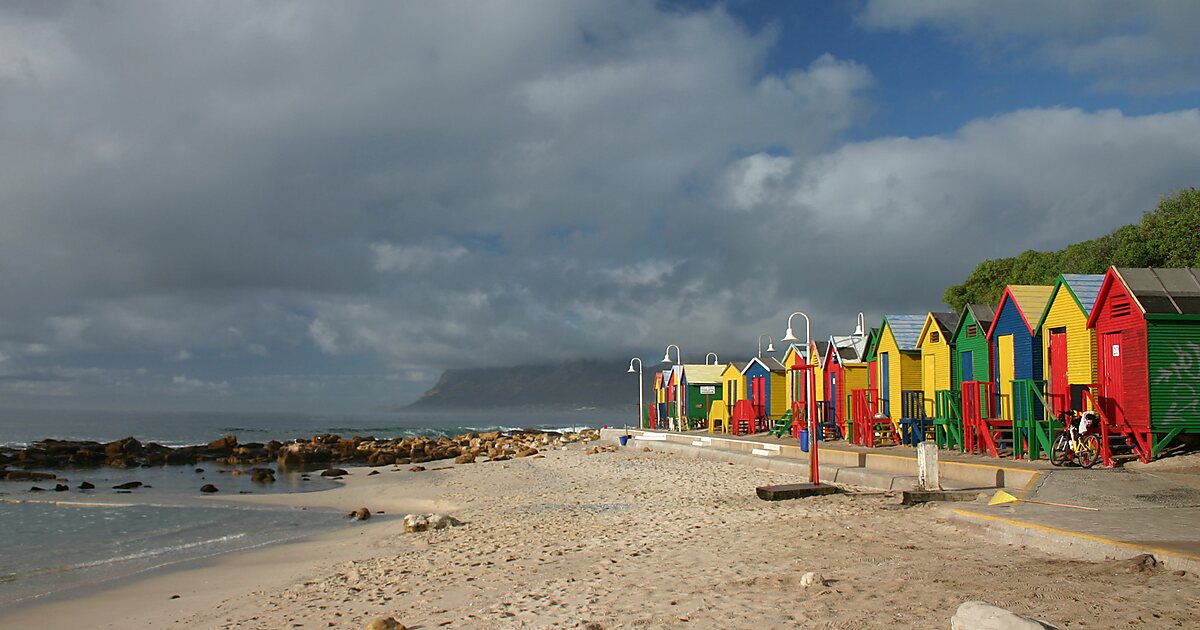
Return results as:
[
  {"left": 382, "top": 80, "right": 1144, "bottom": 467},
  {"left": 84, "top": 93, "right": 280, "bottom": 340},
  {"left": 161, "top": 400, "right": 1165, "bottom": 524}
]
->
[
  {"left": 661, "top": 352, "right": 673, "bottom": 364},
  {"left": 765, "top": 342, "right": 776, "bottom": 353},
  {"left": 782, "top": 328, "right": 797, "bottom": 342},
  {"left": 853, "top": 312, "right": 865, "bottom": 337},
  {"left": 627, "top": 365, "right": 636, "bottom": 373}
]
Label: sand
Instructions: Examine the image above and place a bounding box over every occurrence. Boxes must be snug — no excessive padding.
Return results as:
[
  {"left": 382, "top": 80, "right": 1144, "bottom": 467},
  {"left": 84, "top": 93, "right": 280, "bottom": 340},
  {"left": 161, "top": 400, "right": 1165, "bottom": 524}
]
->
[{"left": 4, "top": 441, "right": 1200, "bottom": 629}]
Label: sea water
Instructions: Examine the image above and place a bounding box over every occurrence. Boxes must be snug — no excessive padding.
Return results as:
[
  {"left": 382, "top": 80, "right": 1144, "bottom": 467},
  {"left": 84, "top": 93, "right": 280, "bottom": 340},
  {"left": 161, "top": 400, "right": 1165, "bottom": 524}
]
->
[{"left": 0, "top": 406, "right": 617, "bottom": 607}]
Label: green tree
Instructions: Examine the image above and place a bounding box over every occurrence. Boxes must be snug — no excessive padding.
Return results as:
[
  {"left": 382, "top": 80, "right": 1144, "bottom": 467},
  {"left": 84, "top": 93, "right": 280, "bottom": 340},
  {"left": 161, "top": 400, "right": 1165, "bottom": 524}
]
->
[{"left": 943, "top": 188, "right": 1200, "bottom": 312}]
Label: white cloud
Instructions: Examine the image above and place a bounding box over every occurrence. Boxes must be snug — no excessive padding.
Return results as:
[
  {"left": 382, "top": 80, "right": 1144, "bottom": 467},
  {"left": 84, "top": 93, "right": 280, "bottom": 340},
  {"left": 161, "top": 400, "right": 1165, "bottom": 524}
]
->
[
  {"left": 307, "top": 318, "right": 340, "bottom": 355},
  {"left": 370, "top": 242, "right": 469, "bottom": 274}
]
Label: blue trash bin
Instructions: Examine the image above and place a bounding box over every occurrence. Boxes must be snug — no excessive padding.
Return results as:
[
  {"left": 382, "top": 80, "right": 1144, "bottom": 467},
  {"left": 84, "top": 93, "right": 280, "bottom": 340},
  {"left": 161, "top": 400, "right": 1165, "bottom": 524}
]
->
[
  {"left": 799, "top": 430, "right": 810, "bottom": 452},
  {"left": 618, "top": 435, "right": 630, "bottom": 446}
]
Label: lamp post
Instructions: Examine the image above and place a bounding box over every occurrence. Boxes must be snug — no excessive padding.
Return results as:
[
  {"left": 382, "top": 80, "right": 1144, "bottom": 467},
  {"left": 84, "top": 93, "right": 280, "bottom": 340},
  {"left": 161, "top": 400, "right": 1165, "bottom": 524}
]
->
[
  {"left": 757, "top": 334, "right": 776, "bottom": 358},
  {"left": 782, "top": 311, "right": 820, "bottom": 484},
  {"left": 627, "top": 358, "right": 644, "bottom": 429},
  {"left": 662, "top": 344, "right": 682, "bottom": 432},
  {"left": 705, "top": 352, "right": 719, "bottom": 365}
]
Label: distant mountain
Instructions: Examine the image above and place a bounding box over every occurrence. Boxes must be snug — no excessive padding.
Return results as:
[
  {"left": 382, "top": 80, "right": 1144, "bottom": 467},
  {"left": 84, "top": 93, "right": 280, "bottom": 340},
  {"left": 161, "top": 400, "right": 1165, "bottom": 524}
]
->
[{"left": 407, "top": 359, "right": 655, "bottom": 410}]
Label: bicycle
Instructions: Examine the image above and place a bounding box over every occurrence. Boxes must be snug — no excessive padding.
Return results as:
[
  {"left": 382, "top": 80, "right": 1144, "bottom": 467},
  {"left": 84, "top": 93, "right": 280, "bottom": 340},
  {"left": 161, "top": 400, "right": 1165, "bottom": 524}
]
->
[{"left": 1050, "top": 410, "right": 1101, "bottom": 468}]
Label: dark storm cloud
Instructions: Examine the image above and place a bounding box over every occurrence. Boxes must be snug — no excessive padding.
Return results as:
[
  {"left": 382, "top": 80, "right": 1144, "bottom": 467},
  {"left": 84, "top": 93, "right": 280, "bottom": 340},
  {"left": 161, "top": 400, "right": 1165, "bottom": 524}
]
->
[{"left": 0, "top": 1, "right": 1198, "bottom": 410}]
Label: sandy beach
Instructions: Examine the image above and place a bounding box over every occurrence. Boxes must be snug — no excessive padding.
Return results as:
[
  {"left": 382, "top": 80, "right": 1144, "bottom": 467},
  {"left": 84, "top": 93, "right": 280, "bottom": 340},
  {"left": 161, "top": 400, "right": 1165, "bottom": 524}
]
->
[{"left": 4, "top": 438, "right": 1199, "bottom": 629}]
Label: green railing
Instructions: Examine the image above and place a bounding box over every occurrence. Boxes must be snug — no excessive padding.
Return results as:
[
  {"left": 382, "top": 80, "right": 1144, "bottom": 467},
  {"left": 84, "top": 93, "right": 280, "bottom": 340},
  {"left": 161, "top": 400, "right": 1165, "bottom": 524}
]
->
[
  {"left": 933, "top": 389, "right": 963, "bottom": 451},
  {"left": 1011, "top": 379, "right": 1055, "bottom": 460}
]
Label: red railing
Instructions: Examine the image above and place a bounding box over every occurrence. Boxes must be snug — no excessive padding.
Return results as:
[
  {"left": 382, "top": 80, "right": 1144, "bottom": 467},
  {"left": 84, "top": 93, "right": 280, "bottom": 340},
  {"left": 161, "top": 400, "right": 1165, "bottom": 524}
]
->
[
  {"left": 962, "top": 380, "right": 1008, "bottom": 457},
  {"left": 1081, "top": 386, "right": 1149, "bottom": 466},
  {"left": 850, "top": 387, "right": 879, "bottom": 446}
]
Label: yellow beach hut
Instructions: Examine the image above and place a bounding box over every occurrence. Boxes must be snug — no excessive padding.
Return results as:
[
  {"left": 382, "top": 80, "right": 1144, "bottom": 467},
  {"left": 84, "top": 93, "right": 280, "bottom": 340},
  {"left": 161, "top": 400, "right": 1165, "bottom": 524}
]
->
[
  {"left": 1034, "top": 274, "right": 1105, "bottom": 418},
  {"left": 915, "top": 311, "right": 961, "bottom": 419},
  {"left": 717, "top": 362, "right": 747, "bottom": 432},
  {"left": 876, "top": 314, "right": 927, "bottom": 423}
]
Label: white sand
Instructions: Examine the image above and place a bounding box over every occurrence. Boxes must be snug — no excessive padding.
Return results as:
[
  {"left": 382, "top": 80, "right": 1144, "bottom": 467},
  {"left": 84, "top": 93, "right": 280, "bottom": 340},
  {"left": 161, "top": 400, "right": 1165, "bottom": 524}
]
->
[{"left": 4, "top": 442, "right": 1198, "bottom": 629}]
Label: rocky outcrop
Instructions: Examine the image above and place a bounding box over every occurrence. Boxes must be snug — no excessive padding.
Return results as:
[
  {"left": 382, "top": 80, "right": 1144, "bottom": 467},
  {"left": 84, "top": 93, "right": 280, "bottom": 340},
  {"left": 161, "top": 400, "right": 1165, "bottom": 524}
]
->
[{"left": 0, "top": 429, "right": 600, "bottom": 475}]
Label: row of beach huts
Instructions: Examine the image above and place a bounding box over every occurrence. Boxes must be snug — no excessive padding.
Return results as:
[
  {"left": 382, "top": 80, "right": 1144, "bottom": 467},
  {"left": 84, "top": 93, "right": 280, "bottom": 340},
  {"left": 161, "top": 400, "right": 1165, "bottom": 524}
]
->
[{"left": 639, "top": 266, "right": 1200, "bottom": 466}]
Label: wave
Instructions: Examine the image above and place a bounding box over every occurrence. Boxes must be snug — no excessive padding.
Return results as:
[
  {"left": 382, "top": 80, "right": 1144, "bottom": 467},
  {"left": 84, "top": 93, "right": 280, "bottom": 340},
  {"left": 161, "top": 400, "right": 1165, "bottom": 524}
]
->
[{"left": 0, "top": 532, "right": 248, "bottom": 584}]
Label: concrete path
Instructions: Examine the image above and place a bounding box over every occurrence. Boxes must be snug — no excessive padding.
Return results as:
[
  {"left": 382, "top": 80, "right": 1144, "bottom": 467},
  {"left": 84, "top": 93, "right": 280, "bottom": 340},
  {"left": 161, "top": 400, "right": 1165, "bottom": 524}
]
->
[
  {"left": 953, "top": 465, "right": 1200, "bottom": 571},
  {"left": 602, "top": 428, "right": 1200, "bottom": 571}
]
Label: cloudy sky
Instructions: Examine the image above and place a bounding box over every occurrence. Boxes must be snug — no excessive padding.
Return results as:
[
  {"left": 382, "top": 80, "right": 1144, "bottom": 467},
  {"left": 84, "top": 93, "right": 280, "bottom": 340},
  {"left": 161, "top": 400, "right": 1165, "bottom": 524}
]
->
[{"left": 1, "top": 1, "right": 1198, "bottom": 412}]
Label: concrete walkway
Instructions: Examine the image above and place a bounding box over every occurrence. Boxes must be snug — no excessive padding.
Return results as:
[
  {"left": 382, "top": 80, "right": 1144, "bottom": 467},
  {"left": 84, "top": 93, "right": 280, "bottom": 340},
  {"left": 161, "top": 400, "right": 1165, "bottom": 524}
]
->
[
  {"left": 952, "top": 466, "right": 1200, "bottom": 571},
  {"left": 601, "top": 427, "right": 1200, "bottom": 571}
]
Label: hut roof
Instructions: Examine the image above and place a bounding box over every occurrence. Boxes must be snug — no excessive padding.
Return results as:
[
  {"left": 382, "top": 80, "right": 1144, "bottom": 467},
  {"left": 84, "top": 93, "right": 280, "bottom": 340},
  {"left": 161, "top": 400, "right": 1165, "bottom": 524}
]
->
[
  {"left": 682, "top": 364, "right": 725, "bottom": 384},
  {"left": 1060, "top": 273, "right": 1105, "bottom": 316},
  {"left": 883, "top": 314, "right": 927, "bottom": 351},
  {"left": 987, "top": 285, "right": 1053, "bottom": 337},
  {"left": 1114, "top": 267, "right": 1200, "bottom": 315}
]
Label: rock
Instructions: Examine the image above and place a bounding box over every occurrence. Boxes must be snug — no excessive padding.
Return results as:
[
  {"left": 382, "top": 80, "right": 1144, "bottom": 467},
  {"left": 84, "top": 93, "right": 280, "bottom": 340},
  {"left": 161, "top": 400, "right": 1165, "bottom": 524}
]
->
[
  {"left": 454, "top": 453, "right": 476, "bottom": 464},
  {"left": 408, "top": 466, "right": 426, "bottom": 472},
  {"left": 799, "top": 572, "right": 825, "bottom": 587},
  {"left": 79, "top": 481, "right": 95, "bottom": 490},
  {"left": 368, "top": 470, "right": 380, "bottom": 476},
  {"left": 29, "top": 486, "right": 45, "bottom": 492},
  {"left": 194, "top": 468, "right": 205, "bottom": 473},
  {"left": 207, "top": 435, "right": 238, "bottom": 450},
  {"left": 53, "top": 483, "right": 69, "bottom": 492},
  {"left": 5, "top": 470, "right": 57, "bottom": 481},
  {"left": 951, "top": 601, "right": 1060, "bottom": 630},
  {"left": 402, "top": 513, "right": 462, "bottom": 533},
  {"left": 1116, "top": 553, "right": 1158, "bottom": 573},
  {"left": 249, "top": 467, "right": 275, "bottom": 483},
  {"left": 363, "top": 617, "right": 406, "bottom": 630},
  {"left": 642, "top": 447, "right": 652, "bottom": 452},
  {"left": 320, "top": 468, "right": 349, "bottom": 477},
  {"left": 200, "top": 484, "right": 219, "bottom": 493},
  {"left": 346, "top": 507, "right": 371, "bottom": 521},
  {"left": 516, "top": 448, "right": 539, "bottom": 458},
  {"left": 112, "top": 481, "right": 143, "bottom": 490}
]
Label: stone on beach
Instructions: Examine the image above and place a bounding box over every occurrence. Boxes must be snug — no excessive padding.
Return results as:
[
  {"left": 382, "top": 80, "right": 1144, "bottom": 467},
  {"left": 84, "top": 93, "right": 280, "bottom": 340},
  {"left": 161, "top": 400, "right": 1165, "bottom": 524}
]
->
[
  {"left": 249, "top": 467, "right": 275, "bottom": 483},
  {"left": 321, "top": 468, "right": 350, "bottom": 477},
  {"left": 800, "top": 572, "right": 826, "bottom": 587},
  {"left": 200, "top": 484, "right": 219, "bottom": 493},
  {"left": 112, "top": 481, "right": 143, "bottom": 490},
  {"left": 951, "top": 601, "right": 1060, "bottom": 630},
  {"left": 402, "top": 513, "right": 463, "bottom": 533},
  {"left": 363, "top": 617, "right": 406, "bottom": 630},
  {"left": 347, "top": 507, "right": 371, "bottom": 521}
]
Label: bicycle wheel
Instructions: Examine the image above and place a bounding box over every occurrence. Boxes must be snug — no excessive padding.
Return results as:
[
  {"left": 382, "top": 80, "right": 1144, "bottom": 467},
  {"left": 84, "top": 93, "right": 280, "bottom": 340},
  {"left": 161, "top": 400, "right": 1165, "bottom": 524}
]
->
[
  {"left": 1049, "top": 432, "right": 1070, "bottom": 467},
  {"left": 1077, "top": 434, "right": 1102, "bottom": 469}
]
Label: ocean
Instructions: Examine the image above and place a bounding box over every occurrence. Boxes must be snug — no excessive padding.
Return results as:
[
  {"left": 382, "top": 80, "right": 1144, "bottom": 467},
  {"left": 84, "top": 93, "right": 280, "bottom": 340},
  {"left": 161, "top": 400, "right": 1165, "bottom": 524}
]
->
[{"left": 0, "top": 406, "right": 620, "bottom": 608}]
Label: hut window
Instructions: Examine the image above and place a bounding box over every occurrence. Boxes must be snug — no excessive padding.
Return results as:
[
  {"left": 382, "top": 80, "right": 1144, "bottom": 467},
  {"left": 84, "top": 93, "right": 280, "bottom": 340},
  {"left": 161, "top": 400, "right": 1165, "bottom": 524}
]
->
[
  {"left": 967, "top": 325, "right": 977, "bottom": 338},
  {"left": 1112, "top": 299, "right": 1132, "bottom": 318},
  {"left": 931, "top": 331, "right": 940, "bottom": 343}
]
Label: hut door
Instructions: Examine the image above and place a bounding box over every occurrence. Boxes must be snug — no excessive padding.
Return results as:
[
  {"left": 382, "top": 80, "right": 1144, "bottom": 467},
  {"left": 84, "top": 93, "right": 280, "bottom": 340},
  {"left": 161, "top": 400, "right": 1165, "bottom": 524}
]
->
[
  {"left": 961, "top": 351, "right": 974, "bottom": 383},
  {"left": 998, "top": 335, "right": 1015, "bottom": 420},
  {"left": 924, "top": 355, "right": 937, "bottom": 417},
  {"left": 829, "top": 373, "right": 839, "bottom": 421},
  {"left": 1048, "top": 329, "right": 1069, "bottom": 416},
  {"left": 751, "top": 376, "right": 766, "bottom": 417},
  {"left": 880, "top": 353, "right": 890, "bottom": 417},
  {"left": 1101, "top": 332, "right": 1124, "bottom": 426}
]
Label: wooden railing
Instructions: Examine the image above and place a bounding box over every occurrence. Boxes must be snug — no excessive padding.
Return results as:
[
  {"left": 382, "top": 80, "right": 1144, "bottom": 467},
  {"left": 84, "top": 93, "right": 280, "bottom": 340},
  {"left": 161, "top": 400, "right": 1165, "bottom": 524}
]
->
[
  {"left": 933, "top": 389, "right": 963, "bottom": 451},
  {"left": 1012, "top": 379, "right": 1055, "bottom": 460}
]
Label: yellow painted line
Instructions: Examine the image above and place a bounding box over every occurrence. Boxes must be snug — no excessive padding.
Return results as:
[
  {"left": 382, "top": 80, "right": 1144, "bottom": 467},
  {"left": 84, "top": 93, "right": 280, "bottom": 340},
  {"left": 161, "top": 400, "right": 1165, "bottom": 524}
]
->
[{"left": 952, "top": 508, "right": 1200, "bottom": 562}]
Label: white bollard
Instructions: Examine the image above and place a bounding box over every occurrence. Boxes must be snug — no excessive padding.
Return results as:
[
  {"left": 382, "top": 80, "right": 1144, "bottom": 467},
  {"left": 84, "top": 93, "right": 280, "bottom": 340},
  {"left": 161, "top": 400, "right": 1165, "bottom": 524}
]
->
[{"left": 917, "top": 442, "right": 941, "bottom": 491}]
